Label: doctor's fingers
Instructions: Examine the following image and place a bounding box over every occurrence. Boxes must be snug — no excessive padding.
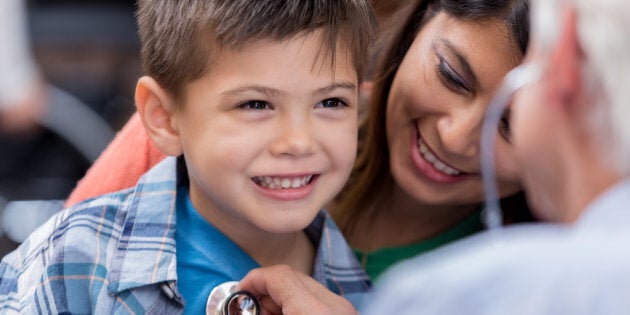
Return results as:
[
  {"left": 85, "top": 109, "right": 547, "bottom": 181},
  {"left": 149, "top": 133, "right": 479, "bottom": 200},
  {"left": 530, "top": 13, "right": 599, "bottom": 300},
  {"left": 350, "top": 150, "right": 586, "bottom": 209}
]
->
[{"left": 239, "top": 265, "right": 357, "bottom": 315}]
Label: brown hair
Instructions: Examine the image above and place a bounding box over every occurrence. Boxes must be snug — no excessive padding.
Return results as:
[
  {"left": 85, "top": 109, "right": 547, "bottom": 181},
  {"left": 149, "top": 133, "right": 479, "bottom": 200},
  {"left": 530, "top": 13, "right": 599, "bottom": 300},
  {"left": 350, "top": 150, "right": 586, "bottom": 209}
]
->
[
  {"left": 136, "top": 0, "right": 377, "bottom": 103},
  {"left": 334, "top": 0, "right": 533, "bottom": 239}
]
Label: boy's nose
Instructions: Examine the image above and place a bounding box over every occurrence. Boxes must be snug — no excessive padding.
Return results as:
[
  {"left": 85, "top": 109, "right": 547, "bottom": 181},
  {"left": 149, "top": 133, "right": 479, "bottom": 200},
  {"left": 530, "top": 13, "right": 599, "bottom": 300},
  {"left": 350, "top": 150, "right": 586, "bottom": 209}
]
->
[{"left": 269, "top": 120, "right": 317, "bottom": 157}]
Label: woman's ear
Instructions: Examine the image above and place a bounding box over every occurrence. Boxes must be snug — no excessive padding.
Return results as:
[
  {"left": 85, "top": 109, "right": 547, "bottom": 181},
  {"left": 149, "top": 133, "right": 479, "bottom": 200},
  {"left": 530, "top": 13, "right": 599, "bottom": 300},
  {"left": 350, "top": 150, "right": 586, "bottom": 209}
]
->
[{"left": 135, "top": 76, "right": 183, "bottom": 156}]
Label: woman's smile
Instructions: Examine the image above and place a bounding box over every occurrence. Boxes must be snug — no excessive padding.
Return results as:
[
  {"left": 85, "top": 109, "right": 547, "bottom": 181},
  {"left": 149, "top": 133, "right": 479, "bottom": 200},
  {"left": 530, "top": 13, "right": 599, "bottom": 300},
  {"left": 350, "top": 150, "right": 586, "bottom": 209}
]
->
[{"left": 410, "top": 125, "right": 472, "bottom": 184}]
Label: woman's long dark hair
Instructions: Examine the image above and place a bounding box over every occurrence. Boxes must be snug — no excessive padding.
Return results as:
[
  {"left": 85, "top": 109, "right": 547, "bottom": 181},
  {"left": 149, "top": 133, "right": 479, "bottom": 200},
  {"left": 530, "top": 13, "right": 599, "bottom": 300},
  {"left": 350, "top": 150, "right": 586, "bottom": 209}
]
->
[{"left": 333, "top": 0, "right": 533, "bottom": 240}]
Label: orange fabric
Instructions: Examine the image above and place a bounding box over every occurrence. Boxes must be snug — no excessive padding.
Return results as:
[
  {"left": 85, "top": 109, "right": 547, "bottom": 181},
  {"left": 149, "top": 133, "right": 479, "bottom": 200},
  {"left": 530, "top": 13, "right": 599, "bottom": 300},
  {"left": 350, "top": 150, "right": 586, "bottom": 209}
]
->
[{"left": 65, "top": 112, "right": 166, "bottom": 206}]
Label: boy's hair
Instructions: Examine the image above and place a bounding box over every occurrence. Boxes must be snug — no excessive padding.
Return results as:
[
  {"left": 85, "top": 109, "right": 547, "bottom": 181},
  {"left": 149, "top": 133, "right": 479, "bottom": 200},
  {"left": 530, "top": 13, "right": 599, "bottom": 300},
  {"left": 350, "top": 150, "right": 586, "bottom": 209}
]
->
[{"left": 136, "top": 0, "right": 377, "bottom": 103}]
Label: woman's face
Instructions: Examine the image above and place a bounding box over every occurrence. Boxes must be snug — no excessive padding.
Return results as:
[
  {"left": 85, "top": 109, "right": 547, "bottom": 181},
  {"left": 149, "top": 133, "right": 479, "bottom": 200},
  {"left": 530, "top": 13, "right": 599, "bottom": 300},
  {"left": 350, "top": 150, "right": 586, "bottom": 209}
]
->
[{"left": 386, "top": 12, "right": 522, "bottom": 206}]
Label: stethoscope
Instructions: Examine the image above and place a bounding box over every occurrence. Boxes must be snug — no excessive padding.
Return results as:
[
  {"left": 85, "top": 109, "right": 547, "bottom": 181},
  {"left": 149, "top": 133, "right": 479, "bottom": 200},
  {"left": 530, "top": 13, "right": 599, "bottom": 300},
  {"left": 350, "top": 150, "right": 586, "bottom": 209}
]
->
[
  {"left": 206, "top": 281, "right": 260, "bottom": 315},
  {"left": 480, "top": 62, "right": 542, "bottom": 230}
]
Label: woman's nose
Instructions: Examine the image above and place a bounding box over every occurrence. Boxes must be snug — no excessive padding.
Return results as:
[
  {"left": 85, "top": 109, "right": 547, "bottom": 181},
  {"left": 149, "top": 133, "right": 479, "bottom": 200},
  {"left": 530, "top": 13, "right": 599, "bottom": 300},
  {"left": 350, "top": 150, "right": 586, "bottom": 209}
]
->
[{"left": 436, "top": 108, "right": 483, "bottom": 159}]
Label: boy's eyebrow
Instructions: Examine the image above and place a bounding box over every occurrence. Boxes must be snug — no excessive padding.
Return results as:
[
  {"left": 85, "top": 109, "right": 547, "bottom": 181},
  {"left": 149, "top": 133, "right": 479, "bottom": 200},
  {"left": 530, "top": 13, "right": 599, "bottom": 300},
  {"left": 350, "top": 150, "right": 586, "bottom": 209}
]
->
[
  {"left": 440, "top": 39, "right": 479, "bottom": 89},
  {"left": 221, "top": 85, "right": 283, "bottom": 98},
  {"left": 220, "top": 82, "right": 357, "bottom": 98},
  {"left": 314, "top": 82, "right": 357, "bottom": 96}
]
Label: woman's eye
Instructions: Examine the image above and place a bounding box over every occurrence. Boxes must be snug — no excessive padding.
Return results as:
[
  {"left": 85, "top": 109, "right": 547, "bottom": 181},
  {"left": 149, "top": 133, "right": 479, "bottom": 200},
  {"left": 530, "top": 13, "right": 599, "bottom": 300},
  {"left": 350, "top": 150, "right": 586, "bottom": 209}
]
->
[
  {"left": 498, "top": 109, "right": 511, "bottom": 141},
  {"left": 316, "top": 98, "right": 348, "bottom": 109},
  {"left": 437, "top": 57, "right": 470, "bottom": 93},
  {"left": 238, "top": 100, "right": 272, "bottom": 110}
]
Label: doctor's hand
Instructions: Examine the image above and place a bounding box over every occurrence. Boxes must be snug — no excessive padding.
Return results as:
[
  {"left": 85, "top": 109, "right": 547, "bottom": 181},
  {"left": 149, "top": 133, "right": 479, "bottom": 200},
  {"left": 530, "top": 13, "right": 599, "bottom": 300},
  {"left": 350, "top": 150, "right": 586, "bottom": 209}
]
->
[{"left": 239, "top": 265, "right": 358, "bottom": 315}]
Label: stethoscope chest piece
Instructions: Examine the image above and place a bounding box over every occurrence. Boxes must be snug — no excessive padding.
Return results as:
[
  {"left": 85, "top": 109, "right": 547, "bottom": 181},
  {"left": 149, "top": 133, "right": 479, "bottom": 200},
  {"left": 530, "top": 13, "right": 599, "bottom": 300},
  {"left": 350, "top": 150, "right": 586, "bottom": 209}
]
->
[{"left": 206, "top": 281, "right": 260, "bottom": 315}]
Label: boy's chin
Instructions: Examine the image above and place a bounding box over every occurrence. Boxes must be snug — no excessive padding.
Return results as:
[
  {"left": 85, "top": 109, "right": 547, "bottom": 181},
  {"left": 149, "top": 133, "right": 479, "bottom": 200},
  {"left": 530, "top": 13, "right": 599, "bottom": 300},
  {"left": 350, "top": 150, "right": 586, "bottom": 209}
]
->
[{"left": 252, "top": 210, "right": 320, "bottom": 234}]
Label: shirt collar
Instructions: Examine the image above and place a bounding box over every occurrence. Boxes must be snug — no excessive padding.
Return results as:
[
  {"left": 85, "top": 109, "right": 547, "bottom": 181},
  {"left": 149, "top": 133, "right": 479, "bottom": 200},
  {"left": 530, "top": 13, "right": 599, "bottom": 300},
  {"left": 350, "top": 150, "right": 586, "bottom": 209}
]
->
[{"left": 107, "top": 157, "right": 181, "bottom": 294}]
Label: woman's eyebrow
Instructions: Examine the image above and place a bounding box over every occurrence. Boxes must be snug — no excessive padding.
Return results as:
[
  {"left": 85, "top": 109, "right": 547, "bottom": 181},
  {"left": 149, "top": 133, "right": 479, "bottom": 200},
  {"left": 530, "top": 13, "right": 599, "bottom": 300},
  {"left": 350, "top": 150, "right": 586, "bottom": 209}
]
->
[{"left": 441, "top": 39, "right": 479, "bottom": 90}]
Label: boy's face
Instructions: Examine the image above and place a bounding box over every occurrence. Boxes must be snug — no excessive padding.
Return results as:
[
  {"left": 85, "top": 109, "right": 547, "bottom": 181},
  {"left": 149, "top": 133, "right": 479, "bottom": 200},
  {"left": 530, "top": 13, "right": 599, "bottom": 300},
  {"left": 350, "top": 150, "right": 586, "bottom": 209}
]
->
[{"left": 173, "top": 31, "right": 358, "bottom": 234}]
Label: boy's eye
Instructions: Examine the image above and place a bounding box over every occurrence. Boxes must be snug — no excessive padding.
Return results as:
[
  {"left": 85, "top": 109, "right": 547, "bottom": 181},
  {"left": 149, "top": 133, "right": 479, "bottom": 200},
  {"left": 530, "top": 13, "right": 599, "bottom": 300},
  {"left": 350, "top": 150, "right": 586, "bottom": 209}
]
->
[
  {"left": 238, "top": 100, "right": 272, "bottom": 110},
  {"left": 437, "top": 56, "right": 470, "bottom": 94},
  {"left": 316, "top": 98, "right": 348, "bottom": 108}
]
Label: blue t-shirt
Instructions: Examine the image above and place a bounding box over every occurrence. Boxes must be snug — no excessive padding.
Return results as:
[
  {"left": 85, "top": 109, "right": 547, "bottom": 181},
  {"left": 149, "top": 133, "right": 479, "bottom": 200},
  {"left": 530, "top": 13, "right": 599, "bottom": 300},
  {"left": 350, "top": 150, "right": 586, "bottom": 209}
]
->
[{"left": 176, "top": 186, "right": 259, "bottom": 314}]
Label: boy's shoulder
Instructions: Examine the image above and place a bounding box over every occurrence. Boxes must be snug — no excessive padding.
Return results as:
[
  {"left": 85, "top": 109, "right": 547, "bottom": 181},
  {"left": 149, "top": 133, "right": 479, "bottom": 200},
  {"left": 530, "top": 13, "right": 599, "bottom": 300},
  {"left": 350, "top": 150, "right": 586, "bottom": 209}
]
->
[
  {"left": 7, "top": 156, "right": 181, "bottom": 270},
  {"left": 2, "top": 187, "right": 136, "bottom": 274},
  {"left": 0, "top": 157, "right": 182, "bottom": 313},
  {"left": 0, "top": 188, "right": 136, "bottom": 313}
]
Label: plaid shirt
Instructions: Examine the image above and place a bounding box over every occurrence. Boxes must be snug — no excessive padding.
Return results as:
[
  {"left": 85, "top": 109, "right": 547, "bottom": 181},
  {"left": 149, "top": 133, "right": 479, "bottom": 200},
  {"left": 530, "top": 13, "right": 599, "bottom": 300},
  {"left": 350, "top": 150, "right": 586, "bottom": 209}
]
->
[{"left": 0, "top": 157, "right": 371, "bottom": 314}]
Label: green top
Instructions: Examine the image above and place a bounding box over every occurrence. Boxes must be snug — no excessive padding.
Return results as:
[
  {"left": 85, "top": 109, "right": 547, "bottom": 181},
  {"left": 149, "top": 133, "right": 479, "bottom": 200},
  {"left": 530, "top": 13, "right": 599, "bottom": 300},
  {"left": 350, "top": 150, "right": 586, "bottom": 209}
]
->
[{"left": 353, "top": 210, "right": 484, "bottom": 282}]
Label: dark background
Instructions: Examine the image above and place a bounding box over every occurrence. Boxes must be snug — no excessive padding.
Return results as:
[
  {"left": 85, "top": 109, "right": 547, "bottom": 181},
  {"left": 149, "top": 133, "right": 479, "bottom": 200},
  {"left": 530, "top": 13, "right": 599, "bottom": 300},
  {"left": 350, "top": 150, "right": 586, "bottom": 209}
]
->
[{"left": 0, "top": 0, "right": 141, "bottom": 257}]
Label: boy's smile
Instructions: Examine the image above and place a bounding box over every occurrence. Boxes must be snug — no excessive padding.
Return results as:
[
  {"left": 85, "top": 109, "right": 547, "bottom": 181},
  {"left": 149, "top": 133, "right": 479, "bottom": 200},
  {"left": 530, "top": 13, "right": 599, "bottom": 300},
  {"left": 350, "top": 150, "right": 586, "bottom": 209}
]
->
[
  {"left": 252, "top": 174, "right": 316, "bottom": 190},
  {"left": 152, "top": 29, "right": 359, "bottom": 239},
  {"left": 251, "top": 174, "right": 319, "bottom": 201}
]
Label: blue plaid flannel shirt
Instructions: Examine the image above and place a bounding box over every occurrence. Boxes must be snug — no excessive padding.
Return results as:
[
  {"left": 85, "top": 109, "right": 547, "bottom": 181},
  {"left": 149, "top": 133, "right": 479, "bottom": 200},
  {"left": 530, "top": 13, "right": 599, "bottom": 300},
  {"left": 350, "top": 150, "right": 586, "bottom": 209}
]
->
[{"left": 0, "top": 157, "right": 371, "bottom": 314}]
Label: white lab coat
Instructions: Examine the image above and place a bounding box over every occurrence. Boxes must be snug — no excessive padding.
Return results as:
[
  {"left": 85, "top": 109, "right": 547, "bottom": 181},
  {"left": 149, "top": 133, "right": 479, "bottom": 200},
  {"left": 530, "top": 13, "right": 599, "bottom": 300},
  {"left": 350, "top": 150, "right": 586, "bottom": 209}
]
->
[{"left": 366, "top": 179, "right": 630, "bottom": 314}]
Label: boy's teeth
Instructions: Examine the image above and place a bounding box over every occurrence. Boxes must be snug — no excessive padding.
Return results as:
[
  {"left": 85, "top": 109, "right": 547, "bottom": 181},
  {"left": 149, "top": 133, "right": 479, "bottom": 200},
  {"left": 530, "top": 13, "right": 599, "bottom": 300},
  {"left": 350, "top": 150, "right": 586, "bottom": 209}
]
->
[
  {"left": 254, "top": 175, "right": 313, "bottom": 189},
  {"left": 417, "top": 138, "right": 462, "bottom": 176},
  {"left": 281, "top": 178, "right": 291, "bottom": 188},
  {"left": 292, "top": 178, "right": 302, "bottom": 188}
]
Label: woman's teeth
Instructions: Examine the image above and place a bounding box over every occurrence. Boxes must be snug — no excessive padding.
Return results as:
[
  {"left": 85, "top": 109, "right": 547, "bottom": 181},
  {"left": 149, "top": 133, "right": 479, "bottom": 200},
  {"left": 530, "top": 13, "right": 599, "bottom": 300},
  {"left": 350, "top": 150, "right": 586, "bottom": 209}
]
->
[
  {"left": 253, "top": 175, "right": 314, "bottom": 189},
  {"left": 417, "top": 139, "right": 462, "bottom": 176}
]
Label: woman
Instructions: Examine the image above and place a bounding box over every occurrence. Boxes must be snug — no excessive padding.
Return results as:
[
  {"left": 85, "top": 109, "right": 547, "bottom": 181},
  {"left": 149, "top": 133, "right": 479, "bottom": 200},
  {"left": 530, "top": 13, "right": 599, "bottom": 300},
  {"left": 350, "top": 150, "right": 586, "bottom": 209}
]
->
[
  {"left": 67, "top": 0, "right": 532, "bottom": 283},
  {"left": 333, "top": 0, "right": 532, "bottom": 280}
]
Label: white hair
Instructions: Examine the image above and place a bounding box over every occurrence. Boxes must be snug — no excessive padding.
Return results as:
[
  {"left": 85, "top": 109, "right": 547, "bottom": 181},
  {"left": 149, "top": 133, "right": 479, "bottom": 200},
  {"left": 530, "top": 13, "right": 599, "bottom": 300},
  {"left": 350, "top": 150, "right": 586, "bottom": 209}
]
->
[{"left": 532, "top": 0, "right": 630, "bottom": 175}]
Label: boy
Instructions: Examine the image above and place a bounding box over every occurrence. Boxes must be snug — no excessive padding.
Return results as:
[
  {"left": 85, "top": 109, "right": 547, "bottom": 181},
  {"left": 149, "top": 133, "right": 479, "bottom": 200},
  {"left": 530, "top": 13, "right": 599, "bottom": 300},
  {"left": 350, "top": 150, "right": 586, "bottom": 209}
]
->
[{"left": 0, "top": 0, "right": 376, "bottom": 313}]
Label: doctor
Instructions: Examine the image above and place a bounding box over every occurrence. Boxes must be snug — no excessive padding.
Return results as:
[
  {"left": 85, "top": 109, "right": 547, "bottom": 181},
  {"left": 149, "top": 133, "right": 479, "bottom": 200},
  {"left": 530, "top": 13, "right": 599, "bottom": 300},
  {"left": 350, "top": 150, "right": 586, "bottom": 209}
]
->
[{"left": 366, "top": 0, "right": 630, "bottom": 313}]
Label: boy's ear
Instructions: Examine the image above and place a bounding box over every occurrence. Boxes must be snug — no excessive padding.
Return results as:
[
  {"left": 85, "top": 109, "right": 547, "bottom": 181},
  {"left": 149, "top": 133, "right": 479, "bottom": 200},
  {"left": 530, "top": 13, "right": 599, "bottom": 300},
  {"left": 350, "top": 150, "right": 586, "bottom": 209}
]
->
[
  {"left": 545, "top": 5, "right": 583, "bottom": 116},
  {"left": 135, "top": 76, "right": 183, "bottom": 156}
]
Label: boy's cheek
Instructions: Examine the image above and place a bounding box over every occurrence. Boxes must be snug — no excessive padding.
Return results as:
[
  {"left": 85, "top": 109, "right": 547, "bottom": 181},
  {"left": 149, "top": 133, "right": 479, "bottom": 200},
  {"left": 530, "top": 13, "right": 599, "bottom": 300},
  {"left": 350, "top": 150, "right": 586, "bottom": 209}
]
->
[{"left": 332, "top": 131, "right": 359, "bottom": 170}]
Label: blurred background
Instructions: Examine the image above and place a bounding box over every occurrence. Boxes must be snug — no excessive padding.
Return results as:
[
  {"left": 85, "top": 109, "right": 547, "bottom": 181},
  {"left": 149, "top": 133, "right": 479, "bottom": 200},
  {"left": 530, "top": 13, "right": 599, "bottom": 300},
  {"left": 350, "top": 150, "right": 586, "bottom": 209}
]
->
[{"left": 0, "top": 0, "right": 141, "bottom": 257}]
